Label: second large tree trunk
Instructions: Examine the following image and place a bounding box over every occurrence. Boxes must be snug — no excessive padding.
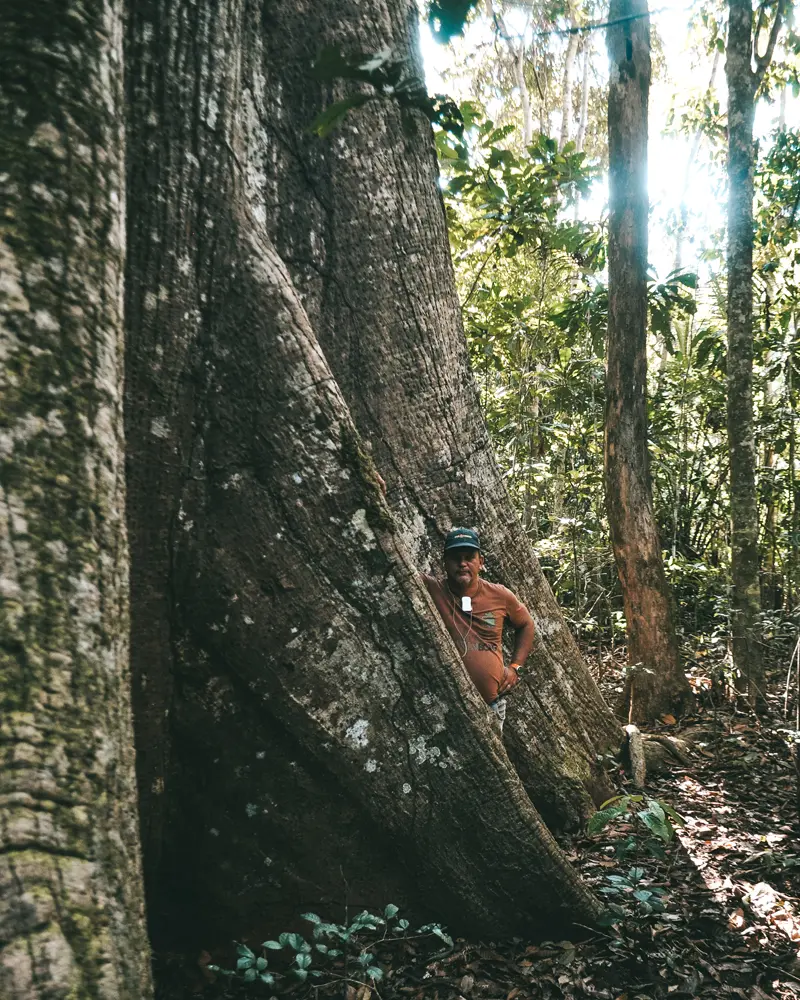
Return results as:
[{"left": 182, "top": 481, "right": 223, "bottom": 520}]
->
[
  {"left": 605, "top": 0, "right": 693, "bottom": 722},
  {"left": 0, "top": 3, "right": 152, "bottom": 996},
  {"left": 261, "top": 0, "right": 621, "bottom": 831}
]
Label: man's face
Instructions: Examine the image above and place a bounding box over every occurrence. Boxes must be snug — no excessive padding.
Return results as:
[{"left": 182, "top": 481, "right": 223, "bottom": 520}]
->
[{"left": 443, "top": 547, "right": 483, "bottom": 591}]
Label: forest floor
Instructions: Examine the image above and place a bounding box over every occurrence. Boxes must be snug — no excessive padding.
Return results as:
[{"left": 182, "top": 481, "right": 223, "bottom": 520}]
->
[
  {"left": 404, "top": 658, "right": 800, "bottom": 1000},
  {"left": 177, "top": 658, "right": 800, "bottom": 1000}
]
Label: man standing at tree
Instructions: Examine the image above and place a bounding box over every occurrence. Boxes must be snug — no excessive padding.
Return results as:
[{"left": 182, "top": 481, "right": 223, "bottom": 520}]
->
[{"left": 422, "top": 527, "right": 535, "bottom": 729}]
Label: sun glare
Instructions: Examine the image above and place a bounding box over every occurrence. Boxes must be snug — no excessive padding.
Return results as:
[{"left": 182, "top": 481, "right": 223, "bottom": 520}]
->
[{"left": 419, "top": 5, "right": 800, "bottom": 281}]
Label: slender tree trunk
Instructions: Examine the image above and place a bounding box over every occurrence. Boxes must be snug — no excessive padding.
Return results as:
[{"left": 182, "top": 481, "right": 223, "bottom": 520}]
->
[
  {"left": 0, "top": 3, "right": 152, "bottom": 997},
  {"left": 673, "top": 49, "right": 720, "bottom": 274},
  {"left": 606, "top": 0, "right": 693, "bottom": 721},
  {"left": 516, "top": 43, "right": 534, "bottom": 145},
  {"left": 725, "top": 0, "right": 784, "bottom": 702},
  {"left": 656, "top": 51, "right": 720, "bottom": 393},
  {"left": 789, "top": 315, "right": 799, "bottom": 608},
  {"left": 560, "top": 11, "right": 580, "bottom": 150},
  {"left": 576, "top": 39, "right": 591, "bottom": 154},
  {"left": 762, "top": 291, "right": 781, "bottom": 608},
  {"left": 485, "top": 0, "right": 534, "bottom": 144},
  {"left": 125, "top": 0, "right": 604, "bottom": 956}
]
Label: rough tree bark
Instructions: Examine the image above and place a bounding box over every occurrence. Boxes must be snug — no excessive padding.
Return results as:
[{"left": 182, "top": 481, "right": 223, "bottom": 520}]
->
[
  {"left": 606, "top": 0, "right": 693, "bottom": 721},
  {"left": 0, "top": 3, "right": 152, "bottom": 998},
  {"left": 125, "top": 0, "right": 604, "bottom": 954},
  {"left": 261, "top": 0, "right": 621, "bottom": 826},
  {"left": 725, "top": 0, "right": 785, "bottom": 702}
]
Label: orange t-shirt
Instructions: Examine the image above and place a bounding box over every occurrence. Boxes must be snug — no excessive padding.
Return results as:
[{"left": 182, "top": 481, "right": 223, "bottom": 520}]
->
[{"left": 422, "top": 575, "right": 534, "bottom": 703}]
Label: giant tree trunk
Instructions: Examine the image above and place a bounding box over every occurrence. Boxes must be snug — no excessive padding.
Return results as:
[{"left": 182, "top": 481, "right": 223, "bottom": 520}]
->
[
  {"left": 261, "top": 0, "right": 621, "bottom": 831},
  {"left": 0, "top": 3, "right": 152, "bottom": 997},
  {"left": 125, "top": 0, "right": 604, "bottom": 954},
  {"left": 606, "top": 0, "right": 693, "bottom": 722}
]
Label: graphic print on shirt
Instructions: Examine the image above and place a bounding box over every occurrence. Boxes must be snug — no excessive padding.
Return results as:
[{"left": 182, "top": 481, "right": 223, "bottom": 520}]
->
[{"left": 420, "top": 574, "right": 534, "bottom": 703}]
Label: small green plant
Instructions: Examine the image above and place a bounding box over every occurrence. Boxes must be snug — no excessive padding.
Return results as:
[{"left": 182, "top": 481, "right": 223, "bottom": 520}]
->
[
  {"left": 597, "top": 865, "right": 669, "bottom": 916},
  {"left": 587, "top": 794, "right": 685, "bottom": 860},
  {"left": 209, "top": 904, "right": 453, "bottom": 991}
]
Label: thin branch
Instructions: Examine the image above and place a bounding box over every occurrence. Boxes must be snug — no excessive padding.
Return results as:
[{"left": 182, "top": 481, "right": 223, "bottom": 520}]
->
[
  {"left": 528, "top": 4, "right": 676, "bottom": 38},
  {"left": 755, "top": 0, "right": 769, "bottom": 46},
  {"left": 755, "top": 0, "right": 787, "bottom": 81}
]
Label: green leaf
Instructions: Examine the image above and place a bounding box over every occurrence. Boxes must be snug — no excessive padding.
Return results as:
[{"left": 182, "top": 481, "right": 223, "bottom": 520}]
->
[
  {"left": 599, "top": 794, "right": 635, "bottom": 810},
  {"left": 259, "top": 972, "right": 275, "bottom": 985},
  {"left": 486, "top": 178, "right": 505, "bottom": 201},
  {"left": 432, "top": 927, "right": 454, "bottom": 947},
  {"left": 296, "top": 953, "right": 312, "bottom": 970},
  {"left": 586, "top": 804, "right": 627, "bottom": 835},
  {"left": 237, "top": 956, "right": 254, "bottom": 971},
  {"left": 639, "top": 809, "right": 672, "bottom": 842},
  {"left": 659, "top": 800, "right": 686, "bottom": 827},
  {"left": 302, "top": 912, "right": 322, "bottom": 924},
  {"left": 244, "top": 968, "right": 257, "bottom": 982},
  {"left": 447, "top": 174, "right": 473, "bottom": 194},
  {"left": 262, "top": 940, "right": 282, "bottom": 950},
  {"left": 294, "top": 968, "right": 309, "bottom": 982},
  {"left": 237, "top": 944, "right": 255, "bottom": 959},
  {"left": 427, "top": 0, "right": 481, "bottom": 42},
  {"left": 311, "top": 93, "right": 374, "bottom": 138},
  {"left": 367, "top": 967, "right": 385, "bottom": 980},
  {"left": 384, "top": 904, "right": 399, "bottom": 920},
  {"left": 398, "top": 918, "right": 410, "bottom": 930},
  {"left": 256, "top": 957, "right": 268, "bottom": 971}
]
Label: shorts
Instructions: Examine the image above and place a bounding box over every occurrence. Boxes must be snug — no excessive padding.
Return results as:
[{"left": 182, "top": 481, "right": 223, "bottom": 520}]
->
[{"left": 489, "top": 696, "right": 507, "bottom": 731}]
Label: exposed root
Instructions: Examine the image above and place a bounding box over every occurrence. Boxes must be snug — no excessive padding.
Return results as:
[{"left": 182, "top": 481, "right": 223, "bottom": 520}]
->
[
  {"left": 643, "top": 733, "right": 693, "bottom": 766},
  {"left": 624, "top": 724, "right": 646, "bottom": 788}
]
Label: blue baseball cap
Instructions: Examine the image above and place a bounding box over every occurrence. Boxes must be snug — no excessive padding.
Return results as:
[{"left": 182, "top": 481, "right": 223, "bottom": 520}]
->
[{"left": 443, "top": 527, "right": 481, "bottom": 552}]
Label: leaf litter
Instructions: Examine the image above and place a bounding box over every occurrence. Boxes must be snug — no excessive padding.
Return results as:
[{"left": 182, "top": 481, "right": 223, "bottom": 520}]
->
[
  {"left": 176, "top": 673, "right": 800, "bottom": 1000},
  {"left": 379, "top": 701, "right": 800, "bottom": 1000}
]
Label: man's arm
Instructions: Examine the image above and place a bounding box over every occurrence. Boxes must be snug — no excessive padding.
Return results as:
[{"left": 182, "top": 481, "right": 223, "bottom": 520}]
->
[
  {"left": 510, "top": 617, "right": 535, "bottom": 669},
  {"left": 497, "top": 592, "right": 535, "bottom": 696}
]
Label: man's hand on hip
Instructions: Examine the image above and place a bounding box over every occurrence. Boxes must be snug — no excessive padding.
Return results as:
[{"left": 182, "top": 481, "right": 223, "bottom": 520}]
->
[{"left": 497, "top": 663, "right": 522, "bottom": 697}]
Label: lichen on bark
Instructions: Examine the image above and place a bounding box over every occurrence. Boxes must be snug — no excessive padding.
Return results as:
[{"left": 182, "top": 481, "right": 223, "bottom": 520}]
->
[
  {"left": 725, "top": 0, "right": 766, "bottom": 702},
  {"left": 0, "top": 3, "right": 152, "bottom": 997},
  {"left": 258, "top": 0, "right": 621, "bottom": 824},
  {"left": 124, "top": 0, "right": 604, "bottom": 950}
]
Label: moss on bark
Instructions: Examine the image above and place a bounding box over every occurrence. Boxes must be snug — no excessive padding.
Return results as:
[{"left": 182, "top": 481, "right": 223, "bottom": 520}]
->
[{"left": 0, "top": 3, "right": 152, "bottom": 997}]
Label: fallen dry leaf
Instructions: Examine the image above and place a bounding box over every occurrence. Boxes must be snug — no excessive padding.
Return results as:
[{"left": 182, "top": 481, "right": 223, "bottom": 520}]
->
[{"left": 729, "top": 907, "right": 747, "bottom": 930}]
